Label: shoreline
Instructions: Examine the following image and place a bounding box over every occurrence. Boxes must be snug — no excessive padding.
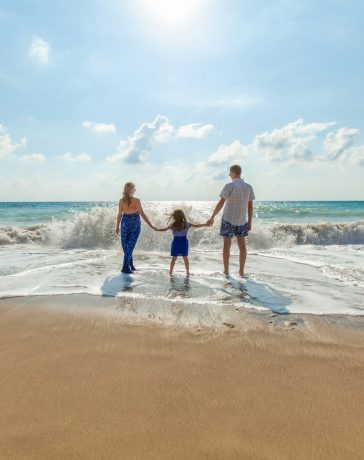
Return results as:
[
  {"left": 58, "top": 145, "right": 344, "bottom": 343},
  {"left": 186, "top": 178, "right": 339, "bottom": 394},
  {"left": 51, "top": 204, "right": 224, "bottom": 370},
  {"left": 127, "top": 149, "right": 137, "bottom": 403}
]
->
[{"left": 1, "top": 296, "right": 364, "bottom": 459}]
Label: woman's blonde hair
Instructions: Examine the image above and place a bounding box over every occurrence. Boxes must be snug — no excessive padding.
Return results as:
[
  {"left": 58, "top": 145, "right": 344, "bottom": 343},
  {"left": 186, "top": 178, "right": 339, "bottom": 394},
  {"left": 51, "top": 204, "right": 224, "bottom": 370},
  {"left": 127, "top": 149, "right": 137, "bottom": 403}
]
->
[
  {"left": 122, "top": 182, "right": 135, "bottom": 206},
  {"left": 168, "top": 209, "right": 187, "bottom": 231}
]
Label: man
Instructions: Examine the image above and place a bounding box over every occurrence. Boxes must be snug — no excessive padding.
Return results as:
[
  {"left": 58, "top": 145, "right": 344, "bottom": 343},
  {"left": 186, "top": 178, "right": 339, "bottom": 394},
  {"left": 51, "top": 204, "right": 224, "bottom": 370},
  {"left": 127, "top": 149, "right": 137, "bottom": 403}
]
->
[{"left": 207, "top": 164, "right": 255, "bottom": 277}]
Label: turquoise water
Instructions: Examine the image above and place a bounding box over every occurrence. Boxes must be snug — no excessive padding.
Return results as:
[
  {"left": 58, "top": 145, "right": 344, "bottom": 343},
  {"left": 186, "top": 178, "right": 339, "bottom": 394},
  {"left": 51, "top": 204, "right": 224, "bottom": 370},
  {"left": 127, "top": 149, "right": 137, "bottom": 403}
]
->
[
  {"left": 0, "top": 201, "right": 363, "bottom": 226},
  {"left": 0, "top": 201, "right": 363, "bottom": 315}
]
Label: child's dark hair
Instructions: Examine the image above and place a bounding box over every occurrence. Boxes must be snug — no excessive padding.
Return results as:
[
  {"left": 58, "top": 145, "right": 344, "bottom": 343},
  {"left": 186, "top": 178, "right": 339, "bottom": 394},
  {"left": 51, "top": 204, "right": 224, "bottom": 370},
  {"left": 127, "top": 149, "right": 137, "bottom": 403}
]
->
[{"left": 168, "top": 209, "right": 187, "bottom": 231}]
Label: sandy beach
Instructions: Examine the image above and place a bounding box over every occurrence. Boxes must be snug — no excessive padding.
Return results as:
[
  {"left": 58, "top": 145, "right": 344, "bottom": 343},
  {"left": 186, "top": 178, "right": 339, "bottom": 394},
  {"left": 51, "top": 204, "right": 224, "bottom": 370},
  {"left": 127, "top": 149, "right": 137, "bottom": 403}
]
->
[{"left": 1, "top": 296, "right": 364, "bottom": 459}]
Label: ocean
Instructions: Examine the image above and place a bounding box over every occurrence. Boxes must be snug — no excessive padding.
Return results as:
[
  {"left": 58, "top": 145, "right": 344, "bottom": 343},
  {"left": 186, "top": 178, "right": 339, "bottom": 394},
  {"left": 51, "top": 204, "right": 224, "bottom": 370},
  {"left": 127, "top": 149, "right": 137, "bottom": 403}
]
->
[{"left": 0, "top": 201, "right": 363, "bottom": 323}]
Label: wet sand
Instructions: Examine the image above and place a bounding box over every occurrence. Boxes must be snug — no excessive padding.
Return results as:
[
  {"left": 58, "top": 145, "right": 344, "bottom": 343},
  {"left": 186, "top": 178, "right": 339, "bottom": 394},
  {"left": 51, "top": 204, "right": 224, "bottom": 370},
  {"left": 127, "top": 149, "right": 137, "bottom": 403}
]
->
[{"left": 1, "top": 297, "right": 364, "bottom": 460}]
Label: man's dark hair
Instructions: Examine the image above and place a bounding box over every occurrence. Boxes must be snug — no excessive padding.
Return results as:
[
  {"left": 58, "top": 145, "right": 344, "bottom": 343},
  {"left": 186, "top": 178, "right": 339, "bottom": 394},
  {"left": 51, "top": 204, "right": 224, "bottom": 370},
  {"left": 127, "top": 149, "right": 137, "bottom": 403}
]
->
[{"left": 230, "top": 164, "right": 241, "bottom": 176}]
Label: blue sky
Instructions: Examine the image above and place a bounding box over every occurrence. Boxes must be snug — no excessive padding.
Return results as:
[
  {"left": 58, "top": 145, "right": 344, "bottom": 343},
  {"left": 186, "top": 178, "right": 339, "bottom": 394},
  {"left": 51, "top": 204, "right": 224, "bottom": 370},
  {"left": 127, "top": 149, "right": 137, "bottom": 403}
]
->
[{"left": 1, "top": 0, "right": 363, "bottom": 201}]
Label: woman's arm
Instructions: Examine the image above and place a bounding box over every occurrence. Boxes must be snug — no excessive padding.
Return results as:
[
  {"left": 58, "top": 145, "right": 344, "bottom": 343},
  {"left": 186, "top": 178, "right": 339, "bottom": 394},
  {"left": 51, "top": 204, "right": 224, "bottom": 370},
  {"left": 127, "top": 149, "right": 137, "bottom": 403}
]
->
[
  {"left": 136, "top": 199, "right": 155, "bottom": 229},
  {"left": 115, "top": 199, "right": 123, "bottom": 235}
]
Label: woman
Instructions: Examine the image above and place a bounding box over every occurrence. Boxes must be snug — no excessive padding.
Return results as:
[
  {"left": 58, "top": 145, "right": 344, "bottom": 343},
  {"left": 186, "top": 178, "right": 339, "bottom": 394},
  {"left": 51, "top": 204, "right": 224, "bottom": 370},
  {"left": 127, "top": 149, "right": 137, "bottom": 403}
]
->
[{"left": 115, "top": 182, "right": 155, "bottom": 274}]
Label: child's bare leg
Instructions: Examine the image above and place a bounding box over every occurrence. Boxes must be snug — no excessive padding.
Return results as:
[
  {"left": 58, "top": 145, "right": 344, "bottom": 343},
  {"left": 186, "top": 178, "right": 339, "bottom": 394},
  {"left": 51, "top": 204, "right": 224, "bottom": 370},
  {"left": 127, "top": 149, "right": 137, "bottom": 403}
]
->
[
  {"left": 169, "top": 257, "right": 177, "bottom": 275},
  {"left": 183, "top": 256, "right": 190, "bottom": 276}
]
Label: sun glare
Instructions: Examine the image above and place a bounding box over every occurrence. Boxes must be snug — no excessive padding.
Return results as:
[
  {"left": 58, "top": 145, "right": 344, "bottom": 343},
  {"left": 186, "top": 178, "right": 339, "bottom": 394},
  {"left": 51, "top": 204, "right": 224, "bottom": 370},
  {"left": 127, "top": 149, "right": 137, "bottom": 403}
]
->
[{"left": 141, "top": 0, "right": 207, "bottom": 28}]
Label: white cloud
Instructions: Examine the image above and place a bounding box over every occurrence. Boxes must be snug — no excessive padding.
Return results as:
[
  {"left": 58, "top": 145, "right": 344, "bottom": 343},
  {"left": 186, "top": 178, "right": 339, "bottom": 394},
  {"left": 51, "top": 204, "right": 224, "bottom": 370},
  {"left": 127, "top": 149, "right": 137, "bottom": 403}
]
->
[
  {"left": 19, "top": 153, "right": 46, "bottom": 163},
  {"left": 322, "top": 127, "right": 360, "bottom": 161},
  {"left": 207, "top": 140, "right": 249, "bottom": 165},
  {"left": 177, "top": 123, "right": 214, "bottom": 139},
  {"left": 57, "top": 152, "right": 91, "bottom": 162},
  {"left": 202, "top": 119, "right": 364, "bottom": 177},
  {"left": 254, "top": 118, "right": 336, "bottom": 162},
  {"left": 185, "top": 160, "right": 209, "bottom": 181},
  {"left": 107, "top": 115, "right": 216, "bottom": 164},
  {"left": 212, "top": 169, "right": 229, "bottom": 181},
  {"left": 107, "top": 115, "right": 173, "bottom": 164},
  {"left": 0, "top": 124, "right": 27, "bottom": 158},
  {"left": 28, "top": 37, "right": 50, "bottom": 66},
  {"left": 153, "top": 118, "right": 174, "bottom": 142},
  {"left": 82, "top": 121, "right": 116, "bottom": 135},
  {"left": 346, "top": 146, "right": 364, "bottom": 166}
]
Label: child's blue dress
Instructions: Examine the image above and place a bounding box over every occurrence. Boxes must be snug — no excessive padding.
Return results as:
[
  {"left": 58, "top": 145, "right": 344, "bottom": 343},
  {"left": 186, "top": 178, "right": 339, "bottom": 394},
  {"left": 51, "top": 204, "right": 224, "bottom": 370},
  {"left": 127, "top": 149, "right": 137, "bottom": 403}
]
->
[{"left": 171, "top": 222, "right": 192, "bottom": 256}]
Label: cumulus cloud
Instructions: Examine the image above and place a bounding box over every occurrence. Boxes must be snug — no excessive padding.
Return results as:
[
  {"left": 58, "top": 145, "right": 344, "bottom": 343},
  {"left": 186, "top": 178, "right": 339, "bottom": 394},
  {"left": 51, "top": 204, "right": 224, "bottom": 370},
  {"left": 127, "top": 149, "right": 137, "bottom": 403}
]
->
[
  {"left": 254, "top": 118, "right": 336, "bottom": 162},
  {"left": 212, "top": 169, "right": 229, "bottom": 180},
  {"left": 194, "top": 119, "right": 364, "bottom": 182},
  {"left": 107, "top": 115, "right": 214, "bottom": 164},
  {"left": 207, "top": 140, "right": 249, "bottom": 165},
  {"left": 82, "top": 121, "right": 116, "bottom": 135},
  {"left": 107, "top": 115, "right": 173, "bottom": 164},
  {"left": 153, "top": 118, "right": 174, "bottom": 142},
  {"left": 0, "top": 124, "right": 27, "bottom": 158},
  {"left": 348, "top": 146, "right": 364, "bottom": 166},
  {"left": 28, "top": 37, "right": 50, "bottom": 66},
  {"left": 57, "top": 152, "right": 91, "bottom": 162},
  {"left": 177, "top": 123, "right": 214, "bottom": 139},
  {"left": 247, "top": 119, "right": 364, "bottom": 166},
  {"left": 322, "top": 127, "right": 360, "bottom": 161},
  {"left": 19, "top": 153, "right": 46, "bottom": 163}
]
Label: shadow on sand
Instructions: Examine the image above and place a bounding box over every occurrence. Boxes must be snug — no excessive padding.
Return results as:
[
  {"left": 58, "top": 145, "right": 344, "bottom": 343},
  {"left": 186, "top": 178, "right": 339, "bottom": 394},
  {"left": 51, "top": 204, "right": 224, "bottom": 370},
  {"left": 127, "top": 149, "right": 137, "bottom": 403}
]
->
[
  {"left": 101, "top": 273, "right": 134, "bottom": 297},
  {"left": 100, "top": 272, "right": 291, "bottom": 315},
  {"left": 222, "top": 276, "right": 291, "bottom": 314}
]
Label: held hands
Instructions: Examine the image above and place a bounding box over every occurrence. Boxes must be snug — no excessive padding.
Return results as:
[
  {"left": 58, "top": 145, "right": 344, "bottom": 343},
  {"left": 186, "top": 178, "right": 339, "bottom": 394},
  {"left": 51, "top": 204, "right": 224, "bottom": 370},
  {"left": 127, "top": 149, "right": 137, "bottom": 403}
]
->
[{"left": 206, "top": 218, "right": 214, "bottom": 227}]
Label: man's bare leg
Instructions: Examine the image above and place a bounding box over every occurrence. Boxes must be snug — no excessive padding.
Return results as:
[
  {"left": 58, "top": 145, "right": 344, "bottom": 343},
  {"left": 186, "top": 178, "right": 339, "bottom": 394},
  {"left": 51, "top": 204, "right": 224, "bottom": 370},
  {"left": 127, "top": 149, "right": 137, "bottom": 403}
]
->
[
  {"left": 237, "top": 236, "right": 247, "bottom": 276},
  {"left": 223, "top": 237, "right": 232, "bottom": 276},
  {"left": 169, "top": 256, "right": 177, "bottom": 275}
]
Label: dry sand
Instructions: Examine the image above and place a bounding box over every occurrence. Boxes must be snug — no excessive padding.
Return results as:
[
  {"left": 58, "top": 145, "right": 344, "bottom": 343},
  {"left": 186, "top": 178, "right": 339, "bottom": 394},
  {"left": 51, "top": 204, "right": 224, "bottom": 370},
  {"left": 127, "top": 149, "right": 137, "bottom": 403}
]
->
[{"left": 1, "top": 297, "right": 364, "bottom": 460}]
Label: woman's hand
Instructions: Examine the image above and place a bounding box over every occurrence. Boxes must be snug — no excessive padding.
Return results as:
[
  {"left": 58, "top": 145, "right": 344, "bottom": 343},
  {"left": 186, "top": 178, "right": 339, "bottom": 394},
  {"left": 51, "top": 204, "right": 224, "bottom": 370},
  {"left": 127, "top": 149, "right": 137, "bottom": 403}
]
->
[{"left": 116, "top": 227, "right": 120, "bottom": 236}]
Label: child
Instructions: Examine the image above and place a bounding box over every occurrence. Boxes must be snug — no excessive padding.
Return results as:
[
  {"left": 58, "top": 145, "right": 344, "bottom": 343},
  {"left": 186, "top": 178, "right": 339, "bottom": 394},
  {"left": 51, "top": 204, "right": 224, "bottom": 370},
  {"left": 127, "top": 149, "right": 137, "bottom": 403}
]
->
[{"left": 156, "top": 209, "right": 208, "bottom": 276}]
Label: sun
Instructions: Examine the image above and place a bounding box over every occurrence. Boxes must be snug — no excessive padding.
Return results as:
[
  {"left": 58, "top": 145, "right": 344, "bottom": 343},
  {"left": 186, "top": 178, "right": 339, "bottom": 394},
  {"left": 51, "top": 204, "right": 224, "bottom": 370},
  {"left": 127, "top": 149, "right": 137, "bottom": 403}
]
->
[{"left": 141, "top": 0, "right": 207, "bottom": 28}]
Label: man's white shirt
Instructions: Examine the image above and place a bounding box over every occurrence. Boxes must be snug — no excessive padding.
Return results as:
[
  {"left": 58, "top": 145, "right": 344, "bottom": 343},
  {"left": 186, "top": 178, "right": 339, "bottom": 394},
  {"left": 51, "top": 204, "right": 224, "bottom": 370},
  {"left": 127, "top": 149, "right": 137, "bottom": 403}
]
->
[{"left": 219, "top": 178, "right": 255, "bottom": 226}]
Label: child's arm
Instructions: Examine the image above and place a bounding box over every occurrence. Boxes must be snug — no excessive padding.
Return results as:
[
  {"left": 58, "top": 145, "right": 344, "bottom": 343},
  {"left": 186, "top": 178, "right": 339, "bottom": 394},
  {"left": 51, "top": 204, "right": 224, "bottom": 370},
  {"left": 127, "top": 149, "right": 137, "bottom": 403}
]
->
[
  {"left": 155, "top": 226, "right": 171, "bottom": 232},
  {"left": 190, "top": 222, "right": 209, "bottom": 228}
]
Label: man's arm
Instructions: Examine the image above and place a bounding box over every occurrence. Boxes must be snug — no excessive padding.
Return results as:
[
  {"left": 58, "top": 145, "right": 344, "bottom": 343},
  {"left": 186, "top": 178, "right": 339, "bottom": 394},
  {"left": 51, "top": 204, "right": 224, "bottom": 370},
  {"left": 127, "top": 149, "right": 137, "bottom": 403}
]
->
[
  {"left": 247, "top": 200, "right": 253, "bottom": 230},
  {"left": 207, "top": 198, "right": 225, "bottom": 226}
]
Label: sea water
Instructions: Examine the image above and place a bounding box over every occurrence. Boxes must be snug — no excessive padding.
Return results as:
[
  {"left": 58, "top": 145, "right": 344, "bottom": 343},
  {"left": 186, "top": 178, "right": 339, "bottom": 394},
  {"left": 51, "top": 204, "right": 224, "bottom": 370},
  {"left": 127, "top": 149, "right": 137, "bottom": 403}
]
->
[{"left": 0, "top": 201, "right": 363, "bottom": 322}]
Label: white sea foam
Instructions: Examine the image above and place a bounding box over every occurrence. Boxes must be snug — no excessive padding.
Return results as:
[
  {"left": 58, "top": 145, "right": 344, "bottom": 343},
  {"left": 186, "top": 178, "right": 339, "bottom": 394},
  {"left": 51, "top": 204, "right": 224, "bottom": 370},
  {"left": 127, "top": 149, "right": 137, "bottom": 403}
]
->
[
  {"left": 1, "top": 205, "right": 363, "bottom": 249},
  {"left": 0, "top": 204, "right": 363, "bottom": 319}
]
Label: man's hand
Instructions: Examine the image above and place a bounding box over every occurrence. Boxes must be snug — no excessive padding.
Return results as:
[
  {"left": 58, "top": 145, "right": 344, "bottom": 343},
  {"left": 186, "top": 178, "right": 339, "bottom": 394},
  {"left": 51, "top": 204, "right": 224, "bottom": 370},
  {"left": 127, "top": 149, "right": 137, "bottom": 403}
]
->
[
  {"left": 207, "top": 218, "right": 214, "bottom": 226},
  {"left": 247, "top": 222, "right": 252, "bottom": 231}
]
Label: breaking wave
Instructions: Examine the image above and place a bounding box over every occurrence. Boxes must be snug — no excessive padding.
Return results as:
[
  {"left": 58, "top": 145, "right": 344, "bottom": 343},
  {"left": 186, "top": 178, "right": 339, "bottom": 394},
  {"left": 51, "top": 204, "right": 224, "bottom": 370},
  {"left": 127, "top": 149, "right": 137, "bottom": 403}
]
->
[{"left": 1, "top": 207, "right": 363, "bottom": 249}]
